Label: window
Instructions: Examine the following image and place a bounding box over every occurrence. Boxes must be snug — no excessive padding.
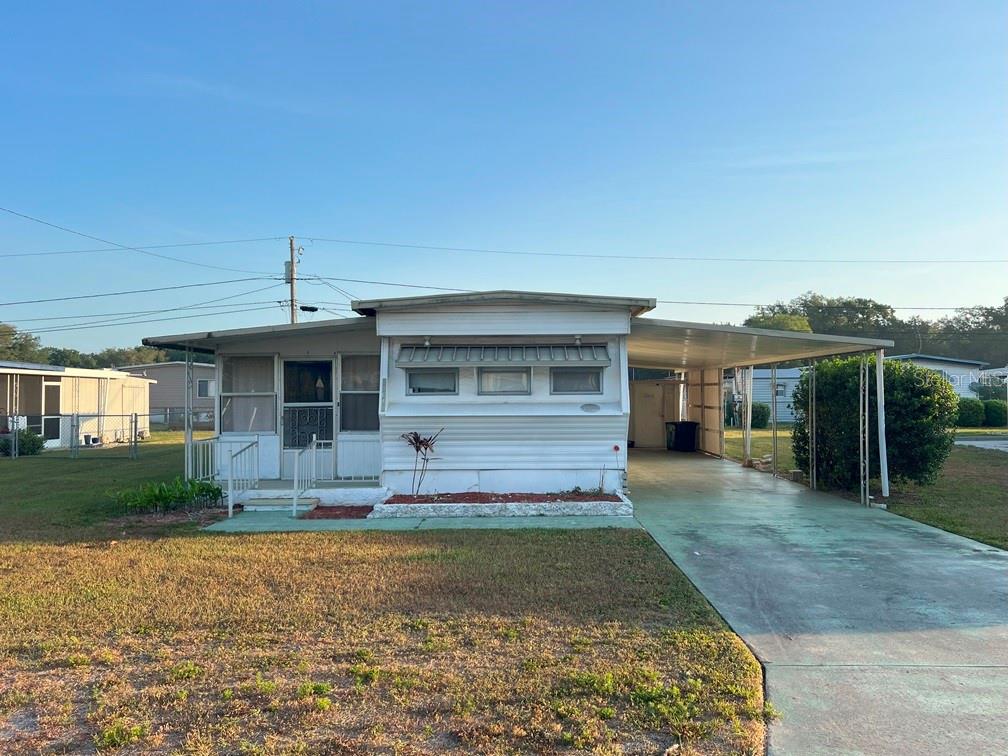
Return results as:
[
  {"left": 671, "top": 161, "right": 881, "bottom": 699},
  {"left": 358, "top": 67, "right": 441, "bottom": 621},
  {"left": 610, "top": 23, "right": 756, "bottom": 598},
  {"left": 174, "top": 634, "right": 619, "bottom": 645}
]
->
[
  {"left": 774, "top": 382, "right": 786, "bottom": 398},
  {"left": 341, "top": 355, "right": 380, "bottom": 431},
  {"left": 196, "top": 379, "right": 216, "bottom": 398},
  {"left": 284, "top": 361, "right": 332, "bottom": 403},
  {"left": 550, "top": 367, "right": 603, "bottom": 394},
  {"left": 478, "top": 367, "right": 531, "bottom": 395},
  {"left": 406, "top": 369, "right": 458, "bottom": 395},
  {"left": 220, "top": 356, "right": 276, "bottom": 432}
]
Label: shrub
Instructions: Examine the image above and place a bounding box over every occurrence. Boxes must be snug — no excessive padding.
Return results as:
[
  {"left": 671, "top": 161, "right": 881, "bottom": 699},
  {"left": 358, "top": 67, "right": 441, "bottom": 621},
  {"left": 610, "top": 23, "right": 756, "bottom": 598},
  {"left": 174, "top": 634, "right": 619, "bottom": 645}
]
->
[
  {"left": 750, "top": 402, "right": 771, "bottom": 429},
  {"left": 984, "top": 400, "right": 1008, "bottom": 427},
  {"left": 957, "top": 397, "right": 986, "bottom": 427},
  {"left": 792, "top": 357, "right": 957, "bottom": 490},
  {"left": 112, "top": 477, "right": 222, "bottom": 515},
  {"left": 0, "top": 428, "right": 45, "bottom": 456}
]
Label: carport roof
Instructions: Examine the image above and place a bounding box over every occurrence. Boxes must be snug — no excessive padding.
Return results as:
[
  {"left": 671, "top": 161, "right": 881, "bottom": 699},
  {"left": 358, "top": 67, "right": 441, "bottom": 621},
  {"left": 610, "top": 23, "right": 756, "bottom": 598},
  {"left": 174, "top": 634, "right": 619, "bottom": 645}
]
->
[{"left": 628, "top": 318, "right": 893, "bottom": 370}]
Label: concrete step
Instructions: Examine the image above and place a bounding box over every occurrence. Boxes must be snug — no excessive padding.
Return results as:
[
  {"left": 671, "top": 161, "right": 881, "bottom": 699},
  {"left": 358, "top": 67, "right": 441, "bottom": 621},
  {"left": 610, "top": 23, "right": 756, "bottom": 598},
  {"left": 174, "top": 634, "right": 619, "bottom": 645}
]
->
[{"left": 243, "top": 497, "right": 320, "bottom": 512}]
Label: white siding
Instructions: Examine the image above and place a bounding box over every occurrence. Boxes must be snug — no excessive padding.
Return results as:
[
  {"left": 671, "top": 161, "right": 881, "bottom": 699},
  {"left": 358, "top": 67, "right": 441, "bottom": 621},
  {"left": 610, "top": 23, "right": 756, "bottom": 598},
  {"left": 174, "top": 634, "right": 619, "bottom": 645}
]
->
[
  {"left": 892, "top": 358, "right": 984, "bottom": 399},
  {"left": 377, "top": 305, "right": 631, "bottom": 337},
  {"left": 380, "top": 414, "right": 626, "bottom": 494},
  {"left": 381, "top": 332, "right": 629, "bottom": 494}
]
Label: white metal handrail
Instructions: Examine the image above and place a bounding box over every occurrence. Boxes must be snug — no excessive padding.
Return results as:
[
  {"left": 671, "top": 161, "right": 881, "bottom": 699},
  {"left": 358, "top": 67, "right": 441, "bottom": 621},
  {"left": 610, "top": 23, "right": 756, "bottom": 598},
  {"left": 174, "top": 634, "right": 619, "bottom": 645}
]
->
[
  {"left": 227, "top": 441, "right": 260, "bottom": 517},
  {"left": 190, "top": 437, "right": 218, "bottom": 482},
  {"left": 292, "top": 434, "right": 318, "bottom": 517}
]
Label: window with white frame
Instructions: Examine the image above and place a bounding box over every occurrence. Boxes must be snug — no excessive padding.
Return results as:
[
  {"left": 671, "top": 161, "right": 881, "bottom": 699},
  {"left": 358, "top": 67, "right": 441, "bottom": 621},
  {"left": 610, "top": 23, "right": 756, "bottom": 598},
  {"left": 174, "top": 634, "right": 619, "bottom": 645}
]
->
[
  {"left": 478, "top": 367, "right": 531, "bottom": 395},
  {"left": 220, "top": 356, "right": 276, "bottom": 432},
  {"left": 196, "top": 379, "right": 216, "bottom": 398},
  {"left": 406, "top": 369, "right": 458, "bottom": 395},
  {"left": 774, "top": 382, "right": 786, "bottom": 398},
  {"left": 341, "top": 355, "right": 380, "bottom": 431},
  {"left": 550, "top": 367, "right": 603, "bottom": 394}
]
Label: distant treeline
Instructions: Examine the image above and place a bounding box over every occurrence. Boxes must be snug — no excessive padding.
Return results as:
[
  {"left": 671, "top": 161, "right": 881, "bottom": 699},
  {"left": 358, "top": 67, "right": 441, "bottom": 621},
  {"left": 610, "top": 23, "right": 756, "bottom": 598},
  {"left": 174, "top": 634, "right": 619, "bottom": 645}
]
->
[{"left": 3, "top": 291, "right": 1006, "bottom": 369}]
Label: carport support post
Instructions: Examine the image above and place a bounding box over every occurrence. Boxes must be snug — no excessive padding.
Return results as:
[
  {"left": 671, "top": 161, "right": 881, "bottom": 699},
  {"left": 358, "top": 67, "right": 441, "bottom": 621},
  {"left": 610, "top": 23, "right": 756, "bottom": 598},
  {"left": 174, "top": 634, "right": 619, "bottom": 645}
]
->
[
  {"left": 876, "top": 349, "right": 890, "bottom": 498},
  {"left": 771, "top": 364, "right": 778, "bottom": 477},
  {"left": 743, "top": 366, "right": 753, "bottom": 462}
]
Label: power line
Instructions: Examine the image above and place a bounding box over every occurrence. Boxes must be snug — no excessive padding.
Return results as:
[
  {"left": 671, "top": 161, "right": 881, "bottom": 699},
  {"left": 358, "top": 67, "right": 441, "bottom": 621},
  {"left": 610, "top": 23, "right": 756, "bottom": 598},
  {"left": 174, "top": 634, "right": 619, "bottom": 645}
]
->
[
  {"left": 5, "top": 284, "right": 286, "bottom": 324},
  {"left": 0, "top": 206, "right": 276, "bottom": 274},
  {"left": 19, "top": 305, "right": 282, "bottom": 336},
  {"left": 305, "top": 274, "right": 469, "bottom": 292},
  {"left": 0, "top": 276, "right": 275, "bottom": 307},
  {"left": 301, "top": 234, "right": 1008, "bottom": 265},
  {"left": 0, "top": 236, "right": 287, "bottom": 259}
]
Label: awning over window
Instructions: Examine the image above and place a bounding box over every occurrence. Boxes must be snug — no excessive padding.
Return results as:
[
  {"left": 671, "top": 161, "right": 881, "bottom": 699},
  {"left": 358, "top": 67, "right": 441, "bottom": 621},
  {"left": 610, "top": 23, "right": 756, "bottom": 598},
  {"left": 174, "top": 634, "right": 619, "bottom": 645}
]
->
[{"left": 395, "top": 344, "right": 611, "bottom": 368}]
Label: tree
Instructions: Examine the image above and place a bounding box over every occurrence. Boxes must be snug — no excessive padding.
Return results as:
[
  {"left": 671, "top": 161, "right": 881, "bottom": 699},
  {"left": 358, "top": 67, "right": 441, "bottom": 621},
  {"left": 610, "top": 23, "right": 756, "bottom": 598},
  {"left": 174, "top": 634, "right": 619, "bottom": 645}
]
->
[
  {"left": 792, "top": 357, "right": 958, "bottom": 490},
  {"left": 0, "top": 323, "right": 45, "bottom": 363},
  {"left": 743, "top": 312, "right": 813, "bottom": 332}
]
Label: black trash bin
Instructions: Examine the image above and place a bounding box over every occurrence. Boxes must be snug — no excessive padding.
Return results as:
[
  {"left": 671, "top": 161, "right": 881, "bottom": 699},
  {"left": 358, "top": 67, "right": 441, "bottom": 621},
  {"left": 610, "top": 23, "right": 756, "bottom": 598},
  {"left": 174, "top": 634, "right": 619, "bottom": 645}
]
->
[{"left": 665, "top": 421, "right": 699, "bottom": 452}]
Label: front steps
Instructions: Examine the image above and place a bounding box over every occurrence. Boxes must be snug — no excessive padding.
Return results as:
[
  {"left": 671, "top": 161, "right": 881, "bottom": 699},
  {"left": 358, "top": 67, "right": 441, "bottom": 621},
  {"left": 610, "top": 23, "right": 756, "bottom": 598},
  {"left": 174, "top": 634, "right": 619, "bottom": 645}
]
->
[{"left": 243, "top": 497, "right": 320, "bottom": 512}]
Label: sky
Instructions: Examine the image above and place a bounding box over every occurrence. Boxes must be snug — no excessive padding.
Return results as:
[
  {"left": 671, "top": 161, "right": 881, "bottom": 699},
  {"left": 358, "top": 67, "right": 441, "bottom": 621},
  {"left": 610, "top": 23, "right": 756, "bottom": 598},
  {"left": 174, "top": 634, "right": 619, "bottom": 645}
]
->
[{"left": 2, "top": 1, "right": 1006, "bottom": 351}]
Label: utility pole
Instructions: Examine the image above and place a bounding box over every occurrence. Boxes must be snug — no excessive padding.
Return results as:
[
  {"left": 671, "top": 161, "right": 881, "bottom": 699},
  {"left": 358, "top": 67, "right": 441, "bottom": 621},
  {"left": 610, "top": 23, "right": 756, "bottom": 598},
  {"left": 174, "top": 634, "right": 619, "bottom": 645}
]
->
[{"left": 288, "top": 235, "right": 298, "bottom": 323}]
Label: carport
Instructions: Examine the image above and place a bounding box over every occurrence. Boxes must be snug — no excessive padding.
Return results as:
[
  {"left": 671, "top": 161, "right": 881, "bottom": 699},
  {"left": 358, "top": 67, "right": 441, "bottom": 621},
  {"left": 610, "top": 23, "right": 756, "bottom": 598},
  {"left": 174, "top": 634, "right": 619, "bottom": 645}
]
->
[{"left": 626, "top": 318, "right": 894, "bottom": 502}]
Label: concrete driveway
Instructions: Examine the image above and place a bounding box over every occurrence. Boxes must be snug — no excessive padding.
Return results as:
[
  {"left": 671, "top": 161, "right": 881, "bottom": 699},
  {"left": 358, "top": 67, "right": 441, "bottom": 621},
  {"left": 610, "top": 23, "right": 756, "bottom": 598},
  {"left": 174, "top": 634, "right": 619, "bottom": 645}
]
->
[{"left": 629, "top": 451, "right": 1008, "bottom": 755}]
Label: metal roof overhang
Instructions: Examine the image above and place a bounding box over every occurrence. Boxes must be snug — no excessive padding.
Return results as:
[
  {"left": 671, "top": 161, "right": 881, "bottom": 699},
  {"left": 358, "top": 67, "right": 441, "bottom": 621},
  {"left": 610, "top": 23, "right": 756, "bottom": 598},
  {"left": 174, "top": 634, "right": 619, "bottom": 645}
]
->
[
  {"left": 142, "top": 317, "right": 374, "bottom": 354},
  {"left": 396, "top": 343, "right": 611, "bottom": 368},
  {"left": 352, "top": 290, "right": 656, "bottom": 316},
  {"left": 629, "top": 318, "right": 894, "bottom": 370}
]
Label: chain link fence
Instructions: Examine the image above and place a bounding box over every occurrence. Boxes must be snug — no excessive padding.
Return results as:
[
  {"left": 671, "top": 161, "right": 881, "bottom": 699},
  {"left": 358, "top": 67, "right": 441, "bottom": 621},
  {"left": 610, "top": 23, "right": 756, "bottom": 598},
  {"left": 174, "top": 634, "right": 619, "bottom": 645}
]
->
[{"left": 1, "top": 412, "right": 210, "bottom": 460}]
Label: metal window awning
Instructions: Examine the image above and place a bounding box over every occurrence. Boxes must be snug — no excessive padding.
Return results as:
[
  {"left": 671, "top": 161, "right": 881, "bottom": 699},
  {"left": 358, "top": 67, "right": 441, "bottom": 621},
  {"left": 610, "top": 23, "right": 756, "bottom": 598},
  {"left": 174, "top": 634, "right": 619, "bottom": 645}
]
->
[{"left": 395, "top": 344, "right": 611, "bottom": 368}]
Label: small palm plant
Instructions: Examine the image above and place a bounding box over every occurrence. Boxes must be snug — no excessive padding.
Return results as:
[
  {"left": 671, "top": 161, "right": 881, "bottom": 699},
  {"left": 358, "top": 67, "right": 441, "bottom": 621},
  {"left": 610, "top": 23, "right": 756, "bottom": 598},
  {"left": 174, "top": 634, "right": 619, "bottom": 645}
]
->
[{"left": 400, "top": 428, "right": 444, "bottom": 495}]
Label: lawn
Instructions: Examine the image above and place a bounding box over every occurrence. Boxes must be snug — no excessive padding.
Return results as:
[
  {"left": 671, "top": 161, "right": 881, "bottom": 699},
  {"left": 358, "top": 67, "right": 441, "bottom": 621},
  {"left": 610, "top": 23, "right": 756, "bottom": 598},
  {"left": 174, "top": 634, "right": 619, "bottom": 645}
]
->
[
  {"left": 723, "top": 427, "right": 796, "bottom": 472},
  {"left": 887, "top": 445, "right": 1008, "bottom": 550},
  {"left": 0, "top": 435, "right": 767, "bottom": 754}
]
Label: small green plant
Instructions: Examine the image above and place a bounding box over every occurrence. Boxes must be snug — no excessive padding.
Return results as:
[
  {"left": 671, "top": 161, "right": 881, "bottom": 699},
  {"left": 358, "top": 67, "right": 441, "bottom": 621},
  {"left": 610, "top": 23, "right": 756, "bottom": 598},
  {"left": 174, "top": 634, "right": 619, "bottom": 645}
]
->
[
  {"left": 596, "top": 705, "right": 615, "bottom": 720},
  {"left": 297, "top": 681, "right": 332, "bottom": 699},
  {"left": 349, "top": 663, "right": 380, "bottom": 686},
  {"left": 168, "top": 660, "right": 203, "bottom": 681},
  {"left": 112, "top": 477, "right": 222, "bottom": 515},
  {"left": 94, "top": 719, "right": 147, "bottom": 748},
  {"left": 314, "top": 696, "right": 332, "bottom": 711},
  {"left": 254, "top": 673, "right": 277, "bottom": 695}
]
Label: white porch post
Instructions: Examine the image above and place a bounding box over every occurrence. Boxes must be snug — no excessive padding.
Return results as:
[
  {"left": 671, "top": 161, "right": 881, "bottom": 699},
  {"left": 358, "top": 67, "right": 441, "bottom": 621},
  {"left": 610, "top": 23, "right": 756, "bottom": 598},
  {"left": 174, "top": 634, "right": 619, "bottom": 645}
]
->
[
  {"left": 184, "top": 346, "right": 193, "bottom": 480},
  {"left": 876, "top": 348, "right": 890, "bottom": 498},
  {"left": 743, "top": 366, "right": 753, "bottom": 462}
]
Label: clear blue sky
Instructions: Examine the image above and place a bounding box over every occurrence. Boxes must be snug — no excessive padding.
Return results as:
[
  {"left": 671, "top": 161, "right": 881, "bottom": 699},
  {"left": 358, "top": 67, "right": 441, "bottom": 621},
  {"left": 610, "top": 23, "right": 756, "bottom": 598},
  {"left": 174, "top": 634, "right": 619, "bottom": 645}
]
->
[{"left": 3, "top": 1, "right": 1005, "bottom": 350}]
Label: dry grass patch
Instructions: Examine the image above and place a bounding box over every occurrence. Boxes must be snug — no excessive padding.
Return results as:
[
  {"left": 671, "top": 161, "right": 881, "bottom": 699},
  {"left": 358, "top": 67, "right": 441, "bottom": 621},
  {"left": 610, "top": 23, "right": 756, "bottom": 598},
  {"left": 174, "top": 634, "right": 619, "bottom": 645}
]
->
[{"left": 0, "top": 529, "right": 765, "bottom": 754}]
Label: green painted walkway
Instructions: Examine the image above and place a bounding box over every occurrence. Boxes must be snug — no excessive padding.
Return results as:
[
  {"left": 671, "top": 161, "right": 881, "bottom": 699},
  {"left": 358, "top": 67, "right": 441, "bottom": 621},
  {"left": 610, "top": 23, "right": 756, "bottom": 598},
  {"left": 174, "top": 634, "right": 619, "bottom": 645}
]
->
[
  {"left": 206, "top": 510, "right": 638, "bottom": 533},
  {"left": 629, "top": 450, "right": 1008, "bottom": 755}
]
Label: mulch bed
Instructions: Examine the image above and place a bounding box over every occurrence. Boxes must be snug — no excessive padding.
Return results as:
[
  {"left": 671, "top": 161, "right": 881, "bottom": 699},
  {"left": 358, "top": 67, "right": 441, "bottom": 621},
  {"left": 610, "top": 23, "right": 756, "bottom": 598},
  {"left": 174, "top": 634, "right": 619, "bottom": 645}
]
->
[
  {"left": 301, "top": 505, "right": 374, "bottom": 520},
  {"left": 385, "top": 491, "right": 622, "bottom": 504}
]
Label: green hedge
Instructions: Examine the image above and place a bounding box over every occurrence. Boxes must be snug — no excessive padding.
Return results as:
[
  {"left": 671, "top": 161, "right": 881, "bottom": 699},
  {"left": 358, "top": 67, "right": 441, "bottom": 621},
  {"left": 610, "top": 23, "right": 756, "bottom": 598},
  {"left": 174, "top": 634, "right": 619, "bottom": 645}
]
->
[
  {"left": 957, "top": 397, "right": 986, "bottom": 427},
  {"left": 0, "top": 429, "right": 45, "bottom": 456},
  {"left": 984, "top": 400, "right": 1008, "bottom": 427},
  {"left": 792, "top": 357, "right": 957, "bottom": 490},
  {"left": 751, "top": 402, "right": 771, "bottom": 429}
]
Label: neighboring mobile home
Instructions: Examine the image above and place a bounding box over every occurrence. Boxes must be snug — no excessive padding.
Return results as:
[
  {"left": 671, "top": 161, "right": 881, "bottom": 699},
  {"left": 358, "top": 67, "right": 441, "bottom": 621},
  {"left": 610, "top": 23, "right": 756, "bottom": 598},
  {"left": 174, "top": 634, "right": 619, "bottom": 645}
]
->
[
  {"left": 144, "top": 290, "right": 892, "bottom": 498},
  {"left": 0, "top": 361, "right": 152, "bottom": 448},
  {"left": 121, "top": 361, "right": 216, "bottom": 426},
  {"left": 886, "top": 353, "right": 988, "bottom": 398}
]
